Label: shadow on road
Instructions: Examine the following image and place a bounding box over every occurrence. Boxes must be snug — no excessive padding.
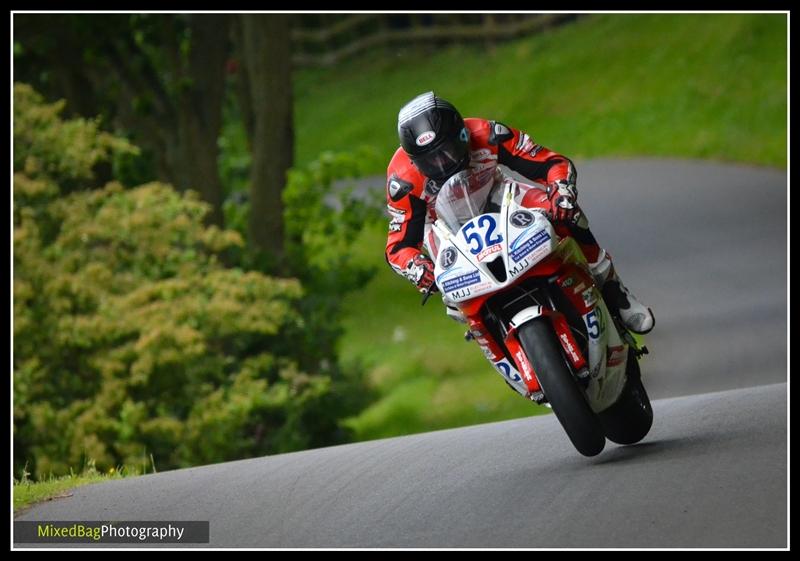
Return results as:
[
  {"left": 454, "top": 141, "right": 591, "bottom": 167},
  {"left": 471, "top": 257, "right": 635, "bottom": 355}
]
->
[{"left": 590, "top": 439, "right": 682, "bottom": 465}]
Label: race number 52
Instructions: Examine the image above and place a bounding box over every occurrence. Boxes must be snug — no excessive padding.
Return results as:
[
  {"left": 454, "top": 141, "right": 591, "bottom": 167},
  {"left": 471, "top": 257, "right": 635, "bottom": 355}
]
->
[{"left": 462, "top": 215, "right": 503, "bottom": 255}]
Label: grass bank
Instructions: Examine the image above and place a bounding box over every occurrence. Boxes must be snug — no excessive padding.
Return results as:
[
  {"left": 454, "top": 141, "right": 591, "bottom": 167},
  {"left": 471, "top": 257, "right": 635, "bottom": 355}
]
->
[
  {"left": 295, "top": 13, "right": 786, "bottom": 171},
  {"left": 14, "top": 463, "right": 143, "bottom": 513}
]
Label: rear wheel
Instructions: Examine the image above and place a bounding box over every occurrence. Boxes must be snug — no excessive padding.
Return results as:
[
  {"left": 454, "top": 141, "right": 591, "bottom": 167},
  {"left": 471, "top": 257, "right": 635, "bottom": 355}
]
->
[
  {"left": 518, "top": 320, "right": 606, "bottom": 457},
  {"left": 598, "top": 349, "right": 653, "bottom": 445}
]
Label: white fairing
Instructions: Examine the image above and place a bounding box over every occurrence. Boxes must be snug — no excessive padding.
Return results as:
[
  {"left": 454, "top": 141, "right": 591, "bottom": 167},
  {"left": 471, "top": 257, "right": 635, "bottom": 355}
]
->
[
  {"left": 580, "top": 297, "right": 628, "bottom": 413},
  {"left": 428, "top": 170, "right": 628, "bottom": 413},
  {"left": 429, "top": 175, "right": 557, "bottom": 303}
]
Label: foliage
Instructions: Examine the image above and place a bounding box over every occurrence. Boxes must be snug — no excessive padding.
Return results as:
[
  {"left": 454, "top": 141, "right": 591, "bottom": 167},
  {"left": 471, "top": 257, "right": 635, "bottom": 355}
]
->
[
  {"left": 284, "top": 146, "right": 384, "bottom": 273},
  {"left": 281, "top": 147, "right": 385, "bottom": 367},
  {"left": 13, "top": 84, "right": 368, "bottom": 478},
  {"left": 13, "top": 83, "right": 138, "bottom": 193}
]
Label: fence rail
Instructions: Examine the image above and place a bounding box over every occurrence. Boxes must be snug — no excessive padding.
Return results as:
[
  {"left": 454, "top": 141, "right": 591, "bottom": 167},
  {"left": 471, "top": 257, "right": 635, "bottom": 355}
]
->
[{"left": 291, "top": 14, "right": 578, "bottom": 67}]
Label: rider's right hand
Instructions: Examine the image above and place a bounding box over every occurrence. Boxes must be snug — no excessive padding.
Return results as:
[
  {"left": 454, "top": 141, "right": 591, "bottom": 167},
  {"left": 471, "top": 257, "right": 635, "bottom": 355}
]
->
[{"left": 408, "top": 254, "right": 438, "bottom": 293}]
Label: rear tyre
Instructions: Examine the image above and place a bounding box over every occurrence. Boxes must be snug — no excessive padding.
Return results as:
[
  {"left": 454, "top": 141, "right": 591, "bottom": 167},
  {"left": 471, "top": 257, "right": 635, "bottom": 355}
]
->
[
  {"left": 518, "top": 320, "right": 606, "bottom": 457},
  {"left": 598, "top": 349, "right": 653, "bottom": 445}
]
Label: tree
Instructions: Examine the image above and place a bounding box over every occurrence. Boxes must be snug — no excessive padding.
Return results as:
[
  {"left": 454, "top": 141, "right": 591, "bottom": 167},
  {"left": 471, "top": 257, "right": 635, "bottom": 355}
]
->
[
  {"left": 234, "top": 14, "right": 295, "bottom": 261},
  {"left": 14, "top": 14, "right": 230, "bottom": 226}
]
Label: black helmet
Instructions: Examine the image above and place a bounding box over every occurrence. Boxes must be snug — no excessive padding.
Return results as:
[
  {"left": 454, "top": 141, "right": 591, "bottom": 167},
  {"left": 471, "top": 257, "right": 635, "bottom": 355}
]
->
[{"left": 397, "top": 92, "right": 470, "bottom": 183}]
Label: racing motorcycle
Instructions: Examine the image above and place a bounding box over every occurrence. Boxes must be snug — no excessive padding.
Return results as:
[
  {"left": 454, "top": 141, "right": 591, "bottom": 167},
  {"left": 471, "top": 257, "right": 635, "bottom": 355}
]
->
[{"left": 423, "top": 170, "right": 653, "bottom": 456}]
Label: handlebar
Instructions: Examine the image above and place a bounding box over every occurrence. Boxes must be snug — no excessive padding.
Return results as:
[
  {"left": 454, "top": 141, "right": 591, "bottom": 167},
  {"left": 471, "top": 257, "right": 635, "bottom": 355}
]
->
[{"left": 421, "top": 283, "right": 436, "bottom": 306}]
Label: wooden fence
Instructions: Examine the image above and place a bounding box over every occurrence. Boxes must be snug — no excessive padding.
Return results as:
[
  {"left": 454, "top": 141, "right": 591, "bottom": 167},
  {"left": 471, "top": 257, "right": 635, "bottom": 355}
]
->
[{"left": 290, "top": 13, "right": 579, "bottom": 67}]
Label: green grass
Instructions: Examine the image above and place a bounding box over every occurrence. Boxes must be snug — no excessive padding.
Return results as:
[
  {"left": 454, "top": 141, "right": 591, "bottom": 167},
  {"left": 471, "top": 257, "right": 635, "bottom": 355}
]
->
[
  {"left": 301, "top": 14, "right": 784, "bottom": 442},
  {"left": 14, "top": 465, "right": 140, "bottom": 513},
  {"left": 294, "top": 13, "right": 787, "bottom": 171}
]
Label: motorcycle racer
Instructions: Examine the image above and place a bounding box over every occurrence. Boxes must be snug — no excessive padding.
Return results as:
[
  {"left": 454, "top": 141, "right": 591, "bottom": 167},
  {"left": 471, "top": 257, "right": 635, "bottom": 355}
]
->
[{"left": 385, "top": 91, "right": 655, "bottom": 336}]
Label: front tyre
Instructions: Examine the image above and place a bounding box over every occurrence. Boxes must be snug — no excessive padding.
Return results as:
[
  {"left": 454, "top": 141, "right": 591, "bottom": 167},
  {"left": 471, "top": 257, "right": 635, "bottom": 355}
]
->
[
  {"left": 518, "top": 320, "right": 606, "bottom": 457},
  {"left": 598, "top": 349, "right": 653, "bottom": 445}
]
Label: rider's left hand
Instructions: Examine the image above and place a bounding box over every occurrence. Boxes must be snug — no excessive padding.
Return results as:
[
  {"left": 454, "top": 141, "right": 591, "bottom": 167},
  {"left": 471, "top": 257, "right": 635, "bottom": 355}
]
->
[{"left": 546, "top": 180, "right": 578, "bottom": 222}]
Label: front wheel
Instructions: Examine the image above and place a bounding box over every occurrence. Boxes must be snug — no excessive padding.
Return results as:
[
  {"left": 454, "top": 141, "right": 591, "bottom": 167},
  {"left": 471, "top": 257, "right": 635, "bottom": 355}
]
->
[
  {"left": 597, "top": 349, "right": 653, "bottom": 445},
  {"left": 518, "top": 320, "right": 606, "bottom": 457}
]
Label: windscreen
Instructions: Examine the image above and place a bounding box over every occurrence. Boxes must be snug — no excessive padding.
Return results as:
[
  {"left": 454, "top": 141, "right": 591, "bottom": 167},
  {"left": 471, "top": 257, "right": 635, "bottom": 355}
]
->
[{"left": 434, "top": 170, "right": 494, "bottom": 234}]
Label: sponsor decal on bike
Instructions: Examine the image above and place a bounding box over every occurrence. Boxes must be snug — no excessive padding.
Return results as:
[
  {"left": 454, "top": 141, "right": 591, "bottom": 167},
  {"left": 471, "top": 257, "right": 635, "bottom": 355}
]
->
[
  {"left": 514, "top": 349, "right": 533, "bottom": 381},
  {"left": 584, "top": 310, "right": 602, "bottom": 340},
  {"left": 529, "top": 144, "right": 543, "bottom": 158},
  {"left": 510, "top": 210, "right": 534, "bottom": 228},
  {"left": 581, "top": 287, "right": 597, "bottom": 307},
  {"left": 476, "top": 243, "right": 502, "bottom": 262},
  {"left": 560, "top": 332, "right": 581, "bottom": 364},
  {"left": 439, "top": 247, "right": 457, "bottom": 269},
  {"left": 494, "top": 359, "right": 522, "bottom": 383},
  {"left": 508, "top": 257, "right": 529, "bottom": 278},
  {"left": 457, "top": 281, "right": 493, "bottom": 297},
  {"left": 607, "top": 345, "right": 626, "bottom": 367},
  {"left": 449, "top": 287, "right": 472, "bottom": 300},
  {"left": 509, "top": 230, "right": 551, "bottom": 262},
  {"left": 442, "top": 270, "right": 481, "bottom": 293},
  {"left": 416, "top": 131, "right": 436, "bottom": 146}
]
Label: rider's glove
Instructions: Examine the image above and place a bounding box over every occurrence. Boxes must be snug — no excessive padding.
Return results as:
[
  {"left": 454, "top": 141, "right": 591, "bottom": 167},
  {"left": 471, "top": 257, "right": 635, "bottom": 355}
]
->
[
  {"left": 546, "top": 179, "right": 578, "bottom": 223},
  {"left": 406, "top": 254, "right": 438, "bottom": 294}
]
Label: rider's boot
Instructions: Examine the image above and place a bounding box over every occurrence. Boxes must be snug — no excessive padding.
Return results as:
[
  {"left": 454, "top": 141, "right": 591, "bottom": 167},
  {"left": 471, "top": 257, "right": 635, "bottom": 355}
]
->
[{"left": 589, "top": 250, "right": 655, "bottom": 335}]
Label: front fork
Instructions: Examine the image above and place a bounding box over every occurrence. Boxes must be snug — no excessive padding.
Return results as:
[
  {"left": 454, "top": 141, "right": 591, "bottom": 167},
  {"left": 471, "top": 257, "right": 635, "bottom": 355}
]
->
[
  {"left": 468, "top": 263, "right": 617, "bottom": 405},
  {"left": 464, "top": 237, "right": 634, "bottom": 408},
  {"left": 469, "top": 305, "right": 592, "bottom": 405}
]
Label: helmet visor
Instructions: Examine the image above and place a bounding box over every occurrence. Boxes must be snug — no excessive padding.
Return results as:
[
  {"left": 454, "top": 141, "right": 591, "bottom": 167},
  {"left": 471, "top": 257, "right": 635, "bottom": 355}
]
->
[{"left": 412, "top": 138, "right": 469, "bottom": 181}]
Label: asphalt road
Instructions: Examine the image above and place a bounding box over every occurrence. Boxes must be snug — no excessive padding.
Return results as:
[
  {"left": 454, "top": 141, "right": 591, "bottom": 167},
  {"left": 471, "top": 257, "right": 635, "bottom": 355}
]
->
[{"left": 14, "top": 159, "right": 788, "bottom": 548}]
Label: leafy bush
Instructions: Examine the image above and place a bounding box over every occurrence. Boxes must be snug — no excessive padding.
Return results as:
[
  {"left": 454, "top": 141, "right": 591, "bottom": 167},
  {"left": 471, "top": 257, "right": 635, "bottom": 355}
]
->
[
  {"left": 282, "top": 147, "right": 384, "bottom": 368},
  {"left": 13, "top": 83, "right": 369, "bottom": 478}
]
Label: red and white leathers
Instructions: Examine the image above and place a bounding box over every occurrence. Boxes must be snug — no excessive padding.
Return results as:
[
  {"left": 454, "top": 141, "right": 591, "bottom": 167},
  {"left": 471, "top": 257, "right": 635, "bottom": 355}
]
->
[{"left": 385, "top": 118, "right": 597, "bottom": 283}]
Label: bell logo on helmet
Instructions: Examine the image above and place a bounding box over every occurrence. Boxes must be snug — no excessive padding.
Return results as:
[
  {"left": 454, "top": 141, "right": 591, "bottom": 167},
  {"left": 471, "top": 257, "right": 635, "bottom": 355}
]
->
[
  {"left": 459, "top": 127, "right": 469, "bottom": 142},
  {"left": 416, "top": 131, "right": 436, "bottom": 146}
]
